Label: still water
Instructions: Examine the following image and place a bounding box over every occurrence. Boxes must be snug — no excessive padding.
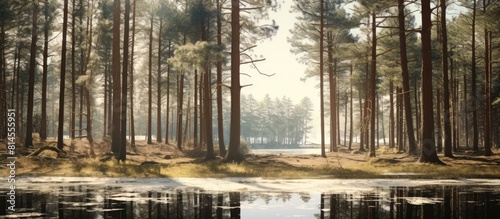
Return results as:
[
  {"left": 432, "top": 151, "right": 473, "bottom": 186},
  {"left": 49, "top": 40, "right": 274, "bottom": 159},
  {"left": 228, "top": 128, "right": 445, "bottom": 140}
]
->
[{"left": 1, "top": 178, "right": 499, "bottom": 218}]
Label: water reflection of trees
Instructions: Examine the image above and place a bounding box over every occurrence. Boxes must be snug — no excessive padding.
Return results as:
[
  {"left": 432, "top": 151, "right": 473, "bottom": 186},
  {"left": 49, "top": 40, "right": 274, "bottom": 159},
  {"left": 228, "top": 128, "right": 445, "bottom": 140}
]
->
[
  {"left": 1, "top": 185, "right": 499, "bottom": 218},
  {"left": 317, "top": 186, "right": 500, "bottom": 218}
]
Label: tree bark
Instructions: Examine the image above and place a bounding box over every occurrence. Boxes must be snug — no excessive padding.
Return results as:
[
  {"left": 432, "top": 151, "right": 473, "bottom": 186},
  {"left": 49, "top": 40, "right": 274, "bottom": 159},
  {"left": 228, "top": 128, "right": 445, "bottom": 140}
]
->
[
  {"left": 157, "top": 18, "right": 163, "bottom": 143},
  {"left": 111, "top": 0, "right": 122, "bottom": 155},
  {"left": 389, "top": 81, "right": 394, "bottom": 148},
  {"left": 483, "top": 0, "right": 492, "bottom": 156},
  {"left": 349, "top": 63, "right": 353, "bottom": 150},
  {"left": 398, "top": 0, "right": 417, "bottom": 155},
  {"left": 194, "top": 70, "right": 198, "bottom": 147},
  {"left": 25, "top": 0, "right": 38, "bottom": 148},
  {"left": 129, "top": 0, "right": 137, "bottom": 148},
  {"left": 319, "top": 0, "right": 326, "bottom": 158},
  {"left": 224, "top": 0, "right": 244, "bottom": 162},
  {"left": 440, "top": 0, "right": 453, "bottom": 158},
  {"left": 216, "top": 0, "right": 226, "bottom": 156},
  {"left": 418, "top": 0, "right": 444, "bottom": 164},
  {"left": 437, "top": 88, "right": 442, "bottom": 152},
  {"left": 147, "top": 14, "right": 153, "bottom": 144},
  {"left": 119, "top": 0, "right": 130, "bottom": 161},
  {"left": 70, "top": 0, "right": 76, "bottom": 141},
  {"left": 41, "top": 2, "right": 49, "bottom": 141},
  {"left": 176, "top": 72, "right": 184, "bottom": 151},
  {"left": 57, "top": 0, "right": 68, "bottom": 149},
  {"left": 369, "top": 12, "right": 376, "bottom": 157},
  {"left": 165, "top": 41, "right": 171, "bottom": 144},
  {"left": 327, "top": 31, "right": 336, "bottom": 152},
  {"left": 471, "top": 0, "right": 478, "bottom": 151}
]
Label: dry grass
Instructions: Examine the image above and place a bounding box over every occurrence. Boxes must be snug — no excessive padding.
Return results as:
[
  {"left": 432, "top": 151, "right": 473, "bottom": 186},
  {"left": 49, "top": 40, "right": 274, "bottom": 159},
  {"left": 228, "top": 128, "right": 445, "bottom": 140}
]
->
[{"left": 3, "top": 139, "right": 500, "bottom": 179}]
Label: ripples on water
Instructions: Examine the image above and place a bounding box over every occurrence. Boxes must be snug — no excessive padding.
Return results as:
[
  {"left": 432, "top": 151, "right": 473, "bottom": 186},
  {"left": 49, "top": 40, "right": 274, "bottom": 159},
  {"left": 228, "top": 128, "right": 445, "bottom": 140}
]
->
[{"left": 1, "top": 183, "right": 499, "bottom": 218}]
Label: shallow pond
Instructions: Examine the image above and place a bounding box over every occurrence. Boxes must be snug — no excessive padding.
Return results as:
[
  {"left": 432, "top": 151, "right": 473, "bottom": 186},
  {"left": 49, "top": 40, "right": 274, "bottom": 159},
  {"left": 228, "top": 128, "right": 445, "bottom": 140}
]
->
[{"left": 1, "top": 178, "right": 499, "bottom": 218}]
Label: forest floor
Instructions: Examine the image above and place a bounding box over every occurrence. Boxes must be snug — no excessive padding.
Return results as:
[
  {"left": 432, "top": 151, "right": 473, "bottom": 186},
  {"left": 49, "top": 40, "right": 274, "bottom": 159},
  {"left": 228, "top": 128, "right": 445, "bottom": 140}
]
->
[{"left": 2, "top": 138, "right": 500, "bottom": 179}]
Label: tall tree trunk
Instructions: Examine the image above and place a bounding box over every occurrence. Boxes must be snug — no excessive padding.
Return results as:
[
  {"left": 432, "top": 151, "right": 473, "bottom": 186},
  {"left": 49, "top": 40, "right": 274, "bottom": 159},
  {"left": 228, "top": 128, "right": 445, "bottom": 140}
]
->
[
  {"left": 147, "top": 14, "right": 153, "bottom": 144},
  {"left": 397, "top": 87, "right": 404, "bottom": 152},
  {"left": 129, "top": 0, "right": 137, "bottom": 148},
  {"left": 194, "top": 70, "right": 198, "bottom": 146},
  {"left": 216, "top": 0, "right": 226, "bottom": 156},
  {"left": 344, "top": 92, "right": 348, "bottom": 146},
  {"left": 81, "top": 0, "right": 94, "bottom": 155},
  {"left": 119, "top": 0, "right": 130, "bottom": 161},
  {"left": 57, "top": 0, "right": 68, "bottom": 149},
  {"left": 358, "top": 75, "right": 365, "bottom": 152},
  {"left": 204, "top": 67, "right": 215, "bottom": 160},
  {"left": 419, "top": 0, "right": 443, "bottom": 164},
  {"left": 201, "top": 13, "right": 215, "bottom": 160},
  {"left": 165, "top": 41, "right": 171, "bottom": 144},
  {"left": 471, "top": 0, "right": 478, "bottom": 151},
  {"left": 389, "top": 81, "right": 394, "bottom": 148},
  {"left": 157, "top": 18, "right": 163, "bottom": 143},
  {"left": 437, "top": 88, "right": 442, "bottom": 152},
  {"left": 349, "top": 64, "right": 353, "bottom": 150},
  {"left": 369, "top": 12, "right": 376, "bottom": 157},
  {"left": 319, "top": 0, "right": 326, "bottom": 158},
  {"left": 462, "top": 72, "right": 469, "bottom": 149},
  {"left": 327, "top": 31, "right": 336, "bottom": 151},
  {"left": 70, "top": 0, "right": 76, "bottom": 140},
  {"left": 176, "top": 72, "right": 184, "bottom": 151},
  {"left": 483, "top": 0, "right": 492, "bottom": 156},
  {"left": 224, "top": 0, "right": 244, "bottom": 162},
  {"left": 41, "top": 2, "right": 49, "bottom": 141},
  {"left": 25, "top": 0, "right": 38, "bottom": 148},
  {"left": 111, "top": 0, "right": 122, "bottom": 155},
  {"left": 398, "top": 0, "right": 417, "bottom": 155},
  {"left": 440, "top": 0, "right": 453, "bottom": 157},
  {"left": 104, "top": 58, "right": 108, "bottom": 137},
  {"left": 107, "top": 57, "right": 112, "bottom": 136}
]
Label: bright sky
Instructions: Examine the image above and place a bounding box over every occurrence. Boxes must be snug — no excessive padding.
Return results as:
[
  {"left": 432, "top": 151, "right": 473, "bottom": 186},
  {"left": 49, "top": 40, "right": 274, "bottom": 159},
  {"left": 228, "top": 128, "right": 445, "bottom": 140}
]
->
[{"left": 240, "top": 1, "right": 322, "bottom": 143}]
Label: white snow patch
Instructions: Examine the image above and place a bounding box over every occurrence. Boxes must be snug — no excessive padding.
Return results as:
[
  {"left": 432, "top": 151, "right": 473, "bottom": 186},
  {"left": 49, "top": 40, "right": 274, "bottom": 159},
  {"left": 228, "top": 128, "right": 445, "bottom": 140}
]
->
[{"left": 7, "top": 177, "right": 500, "bottom": 194}]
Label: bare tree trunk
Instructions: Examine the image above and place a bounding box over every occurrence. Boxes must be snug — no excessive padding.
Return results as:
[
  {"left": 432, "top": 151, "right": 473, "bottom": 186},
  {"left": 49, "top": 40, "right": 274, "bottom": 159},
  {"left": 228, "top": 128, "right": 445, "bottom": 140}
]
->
[
  {"left": 471, "top": 0, "right": 478, "bottom": 151},
  {"left": 25, "top": 0, "right": 38, "bottom": 148},
  {"left": 216, "top": 0, "right": 226, "bottom": 156},
  {"left": 419, "top": 0, "right": 443, "bottom": 164},
  {"left": 440, "top": 0, "right": 453, "bottom": 157},
  {"left": 327, "top": 31, "right": 336, "bottom": 151},
  {"left": 157, "top": 18, "right": 163, "bottom": 143},
  {"left": 389, "top": 81, "right": 394, "bottom": 148},
  {"left": 437, "top": 88, "right": 442, "bottom": 152},
  {"left": 319, "top": 0, "right": 326, "bottom": 158},
  {"left": 398, "top": 0, "right": 417, "bottom": 154},
  {"left": 344, "top": 92, "right": 348, "bottom": 147},
  {"left": 194, "top": 70, "right": 198, "bottom": 146},
  {"left": 165, "top": 41, "right": 171, "bottom": 144},
  {"left": 224, "top": 0, "right": 244, "bottom": 162},
  {"left": 176, "top": 72, "right": 184, "bottom": 151},
  {"left": 57, "top": 0, "right": 68, "bottom": 149},
  {"left": 369, "top": 12, "right": 376, "bottom": 157},
  {"left": 111, "top": 0, "right": 122, "bottom": 155},
  {"left": 147, "top": 14, "right": 153, "bottom": 144},
  {"left": 349, "top": 64, "right": 353, "bottom": 150},
  {"left": 129, "top": 0, "right": 137, "bottom": 148},
  {"left": 397, "top": 87, "right": 404, "bottom": 152},
  {"left": 104, "top": 58, "right": 108, "bottom": 138},
  {"left": 483, "top": 0, "right": 492, "bottom": 156},
  {"left": 70, "top": 0, "right": 76, "bottom": 141},
  {"left": 119, "top": 0, "right": 130, "bottom": 161},
  {"left": 40, "top": 1, "right": 49, "bottom": 141},
  {"left": 464, "top": 71, "right": 468, "bottom": 149},
  {"left": 81, "top": 0, "right": 95, "bottom": 155}
]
